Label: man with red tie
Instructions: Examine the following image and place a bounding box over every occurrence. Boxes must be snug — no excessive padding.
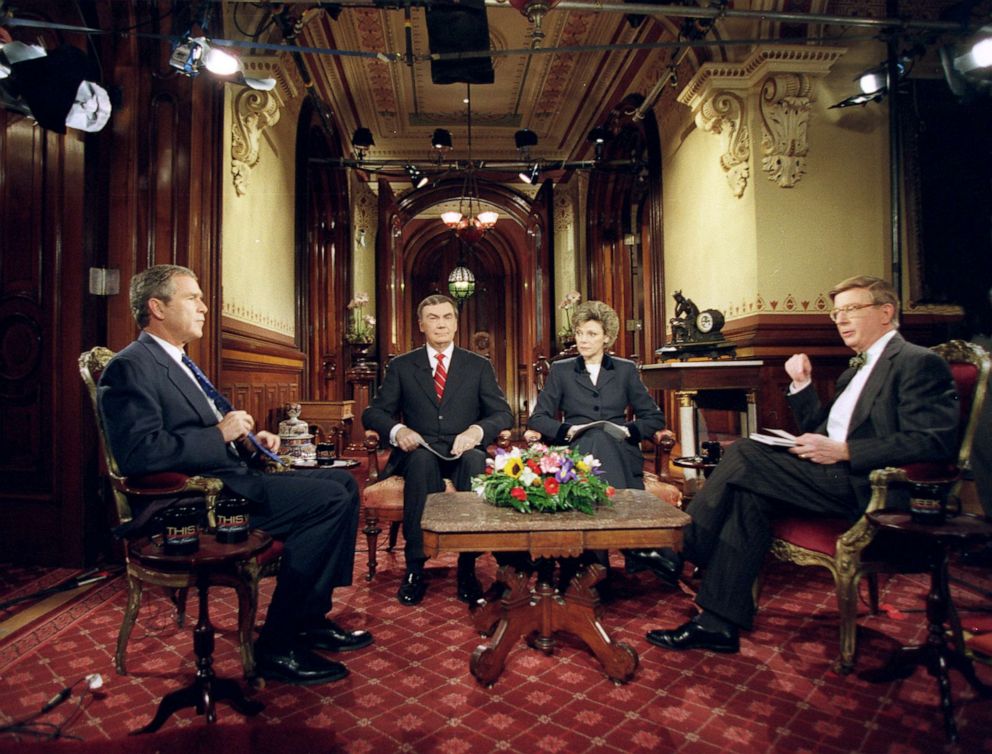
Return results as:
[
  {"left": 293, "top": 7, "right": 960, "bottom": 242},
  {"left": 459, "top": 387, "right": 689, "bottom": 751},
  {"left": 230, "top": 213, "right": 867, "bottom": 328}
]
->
[{"left": 363, "top": 294, "right": 513, "bottom": 606}]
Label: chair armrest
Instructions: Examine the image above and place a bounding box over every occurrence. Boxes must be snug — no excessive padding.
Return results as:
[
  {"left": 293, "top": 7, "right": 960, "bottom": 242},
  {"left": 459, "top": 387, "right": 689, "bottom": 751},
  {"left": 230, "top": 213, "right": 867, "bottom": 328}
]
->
[
  {"left": 864, "top": 467, "right": 910, "bottom": 515},
  {"left": 651, "top": 429, "right": 677, "bottom": 479},
  {"left": 364, "top": 430, "right": 382, "bottom": 483}
]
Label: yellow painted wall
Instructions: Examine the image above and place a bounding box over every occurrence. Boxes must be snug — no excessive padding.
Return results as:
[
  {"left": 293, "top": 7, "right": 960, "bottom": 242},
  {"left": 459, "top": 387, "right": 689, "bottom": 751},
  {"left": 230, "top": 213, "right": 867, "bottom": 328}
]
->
[
  {"left": 661, "top": 40, "right": 894, "bottom": 327},
  {"left": 221, "top": 87, "right": 300, "bottom": 338}
]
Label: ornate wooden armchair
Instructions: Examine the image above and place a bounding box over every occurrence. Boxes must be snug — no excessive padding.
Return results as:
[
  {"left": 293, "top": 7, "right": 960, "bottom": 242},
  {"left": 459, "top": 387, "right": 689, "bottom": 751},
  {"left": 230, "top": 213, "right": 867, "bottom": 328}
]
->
[
  {"left": 766, "top": 340, "right": 990, "bottom": 674},
  {"left": 361, "top": 429, "right": 512, "bottom": 580},
  {"left": 79, "top": 347, "right": 282, "bottom": 683},
  {"left": 530, "top": 351, "right": 683, "bottom": 507}
]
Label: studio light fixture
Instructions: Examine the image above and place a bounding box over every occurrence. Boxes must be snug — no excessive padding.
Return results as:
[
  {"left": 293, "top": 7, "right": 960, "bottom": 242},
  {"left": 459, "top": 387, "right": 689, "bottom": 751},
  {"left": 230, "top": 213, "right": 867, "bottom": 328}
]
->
[
  {"left": 519, "top": 162, "right": 541, "bottom": 185},
  {"left": 830, "top": 58, "right": 909, "bottom": 109},
  {"left": 432, "top": 128, "right": 453, "bottom": 150},
  {"left": 169, "top": 36, "right": 275, "bottom": 91},
  {"left": 351, "top": 126, "right": 374, "bottom": 159},
  {"left": 587, "top": 126, "right": 610, "bottom": 160},
  {"left": 406, "top": 164, "right": 429, "bottom": 189},
  {"left": 514, "top": 128, "right": 538, "bottom": 150}
]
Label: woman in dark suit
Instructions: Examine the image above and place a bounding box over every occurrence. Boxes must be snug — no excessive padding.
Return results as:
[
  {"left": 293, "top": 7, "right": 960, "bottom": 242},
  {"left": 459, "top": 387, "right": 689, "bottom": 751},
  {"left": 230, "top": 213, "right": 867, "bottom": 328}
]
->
[{"left": 528, "top": 300, "right": 666, "bottom": 489}]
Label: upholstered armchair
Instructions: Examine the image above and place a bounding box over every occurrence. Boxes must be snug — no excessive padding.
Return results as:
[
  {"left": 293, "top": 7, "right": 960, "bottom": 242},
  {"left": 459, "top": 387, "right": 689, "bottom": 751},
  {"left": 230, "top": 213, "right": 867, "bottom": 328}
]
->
[
  {"left": 79, "top": 347, "right": 282, "bottom": 683},
  {"left": 361, "top": 428, "right": 513, "bottom": 580},
  {"left": 765, "top": 340, "right": 990, "bottom": 674}
]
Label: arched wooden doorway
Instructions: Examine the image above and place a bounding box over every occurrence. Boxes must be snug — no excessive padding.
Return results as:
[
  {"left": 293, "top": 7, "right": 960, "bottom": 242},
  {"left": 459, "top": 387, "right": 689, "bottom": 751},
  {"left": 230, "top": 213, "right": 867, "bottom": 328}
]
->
[{"left": 379, "top": 178, "right": 552, "bottom": 430}]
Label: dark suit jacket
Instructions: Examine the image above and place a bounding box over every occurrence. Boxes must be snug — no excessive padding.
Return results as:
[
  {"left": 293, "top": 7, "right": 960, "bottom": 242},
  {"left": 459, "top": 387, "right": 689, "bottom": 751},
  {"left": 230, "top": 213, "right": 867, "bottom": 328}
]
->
[
  {"left": 98, "top": 332, "right": 275, "bottom": 504},
  {"left": 787, "top": 332, "right": 959, "bottom": 507},
  {"left": 528, "top": 354, "right": 666, "bottom": 476},
  {"left": 362, "top": 345, "right": 513, "bottom": 477}
]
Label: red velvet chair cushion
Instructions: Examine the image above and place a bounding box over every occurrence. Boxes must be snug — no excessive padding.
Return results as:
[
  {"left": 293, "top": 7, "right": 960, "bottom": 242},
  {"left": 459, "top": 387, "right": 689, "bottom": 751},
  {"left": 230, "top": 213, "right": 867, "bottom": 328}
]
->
[
  {"left": 121, "top": 472, "right": 196, "bottom": 493},
  {"left": 771, "top": 517, "right": 851, "bottom": 556}
]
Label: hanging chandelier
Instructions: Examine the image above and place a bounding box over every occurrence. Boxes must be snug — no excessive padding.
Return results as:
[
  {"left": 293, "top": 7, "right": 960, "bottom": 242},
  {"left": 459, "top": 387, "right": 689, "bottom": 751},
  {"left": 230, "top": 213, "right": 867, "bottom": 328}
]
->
[{"left": 439, "top": 85, "right": 498, "bottom": 244}]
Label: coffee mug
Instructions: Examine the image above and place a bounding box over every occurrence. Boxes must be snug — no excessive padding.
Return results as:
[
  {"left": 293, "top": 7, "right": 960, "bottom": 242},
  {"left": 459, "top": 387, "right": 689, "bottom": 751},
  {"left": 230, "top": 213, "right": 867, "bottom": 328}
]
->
[
  {"left": 701, "top": 440, "right": 722, "bottom": 464},
  {"left": 162, "top": 502, "right": 201, "bottom": 555},
  {"left": 215, "top": 496, "right": 250, "bottom": 544},
  {"left": 316, "top": 441, "right": 337, "bottom": 466},
  {"left": 908, "top": 481, "right": 957, "bottom": 525}
]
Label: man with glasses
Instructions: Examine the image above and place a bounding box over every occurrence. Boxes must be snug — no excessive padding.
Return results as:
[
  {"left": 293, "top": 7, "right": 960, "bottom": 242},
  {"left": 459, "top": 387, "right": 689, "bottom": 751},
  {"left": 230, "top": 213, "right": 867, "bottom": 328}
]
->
[{"left": 629, "top": 275, "right": 959, "bottom": 653}]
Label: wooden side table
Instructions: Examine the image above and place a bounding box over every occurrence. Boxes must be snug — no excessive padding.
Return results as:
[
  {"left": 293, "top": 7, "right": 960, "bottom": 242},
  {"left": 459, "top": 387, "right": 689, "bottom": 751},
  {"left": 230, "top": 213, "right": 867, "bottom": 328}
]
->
[
  {"left": 130, "top": 531, "right": 272, "bottom": 734},
  {"left": 640, "top": 360, "right": 762, "bottom": 483},
  {"left": 421, "top": 489, "right": 691, "bottom": 686},
  {"left": 862, "top": 511, "right": 992, "bottom": 742}
]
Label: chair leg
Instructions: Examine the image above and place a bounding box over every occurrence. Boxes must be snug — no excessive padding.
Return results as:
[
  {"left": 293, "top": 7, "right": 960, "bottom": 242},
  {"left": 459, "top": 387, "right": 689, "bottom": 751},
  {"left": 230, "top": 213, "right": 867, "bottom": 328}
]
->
[
  {"left": 363, "top": 510, "right": 381, "bottom": 581},
  {"left": 387, "top": 521, "right": 401, "bottom": 552},
  {"left": 116, "top": 574, "right": 144, "bottom": 675},
  {"left": 234, "top": 563, "right": 261, "bottom": 683},
  {"left": 834, "top": 569, "right": 860, "bottom": 675},
  {"left": 171, "top": 587, "right": 189, "bottom": 628},
  {"left": 867, "top": 573, "right": 880, "bottom": 614}
]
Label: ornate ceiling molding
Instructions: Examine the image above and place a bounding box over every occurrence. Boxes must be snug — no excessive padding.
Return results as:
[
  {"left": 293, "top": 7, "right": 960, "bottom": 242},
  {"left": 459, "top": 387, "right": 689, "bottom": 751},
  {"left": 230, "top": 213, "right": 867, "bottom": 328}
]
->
[
  {"left": 677, "top": 46, "right": 846, "bottom": 197},
  {"left": 230, "top": 57, "right": 299, "bottom": 197}
]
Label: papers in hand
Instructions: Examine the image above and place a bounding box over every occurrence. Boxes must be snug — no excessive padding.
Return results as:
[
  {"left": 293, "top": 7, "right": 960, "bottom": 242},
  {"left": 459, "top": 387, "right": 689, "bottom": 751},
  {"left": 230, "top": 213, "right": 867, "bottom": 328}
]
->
[
  {"left": 417, "top": 438, "right": 460, "bottom": 461},
  {"left": 748, "top": 428, "right": 797, "bottom": 447},
  {"left": 568, "top": 420, "right": 629, "bottom": 442}
]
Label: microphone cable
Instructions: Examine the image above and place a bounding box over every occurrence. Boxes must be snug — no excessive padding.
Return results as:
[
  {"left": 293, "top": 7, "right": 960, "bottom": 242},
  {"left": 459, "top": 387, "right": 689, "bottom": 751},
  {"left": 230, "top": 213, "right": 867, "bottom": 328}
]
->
[{"left": 0, "top": 673, "right": 104, "bottom": 742}]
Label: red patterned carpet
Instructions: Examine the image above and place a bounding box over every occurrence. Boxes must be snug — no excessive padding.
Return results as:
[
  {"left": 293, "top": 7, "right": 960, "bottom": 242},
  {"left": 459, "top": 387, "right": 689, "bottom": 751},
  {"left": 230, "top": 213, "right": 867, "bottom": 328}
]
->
[{"left": 1, "top": 543, "right": 991, "bottom": 753}]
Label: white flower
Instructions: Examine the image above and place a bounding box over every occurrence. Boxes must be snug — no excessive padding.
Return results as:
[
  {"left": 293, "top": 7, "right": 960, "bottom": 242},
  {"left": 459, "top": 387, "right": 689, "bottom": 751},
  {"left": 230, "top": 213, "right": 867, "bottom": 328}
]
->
[
  {"left": 519, "top": 468, "right": 539, "bottom": 487},
  {"left": 582, "top": 454, "right": 601, "bottom": 469}
]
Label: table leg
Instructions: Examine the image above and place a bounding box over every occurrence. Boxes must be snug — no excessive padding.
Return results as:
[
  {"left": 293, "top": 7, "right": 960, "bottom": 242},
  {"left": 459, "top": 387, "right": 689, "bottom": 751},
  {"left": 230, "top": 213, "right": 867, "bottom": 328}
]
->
[
  {"left": 133, "top": 574, "right": 264, "bottom": 735},
  {"left": 552, "top": 564, "right": 637, "bottom": 684},
  {"left": 471, "top": 567, "right": 540, "bottom": 686},
  {"left": 861, "top": 544, "right": 991, "bottom": 743},
  {"left": 469, "top": 562, "right": 638, "bottom": 687}
]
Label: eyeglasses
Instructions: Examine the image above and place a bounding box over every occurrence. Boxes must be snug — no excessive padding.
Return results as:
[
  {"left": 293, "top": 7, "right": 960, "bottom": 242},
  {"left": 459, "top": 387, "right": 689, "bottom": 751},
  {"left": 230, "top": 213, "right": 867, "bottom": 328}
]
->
[{"left": 828, "top": 303, "right": 880, "bottom": 322}]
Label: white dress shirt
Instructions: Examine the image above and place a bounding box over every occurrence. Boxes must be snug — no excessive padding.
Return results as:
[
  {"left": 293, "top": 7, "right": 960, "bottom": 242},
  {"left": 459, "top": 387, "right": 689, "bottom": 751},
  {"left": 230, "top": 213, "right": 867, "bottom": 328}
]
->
[{"left": 826, "top": 329, "right": 898, "bottom": 441}]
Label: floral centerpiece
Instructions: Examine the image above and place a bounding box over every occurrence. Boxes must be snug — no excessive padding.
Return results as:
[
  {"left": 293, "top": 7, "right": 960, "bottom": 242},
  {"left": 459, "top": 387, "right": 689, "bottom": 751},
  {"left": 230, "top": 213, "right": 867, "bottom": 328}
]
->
[
  {"left": 557, "top": 290, "right": 581, "bottom": 343},
  {"left": 472, "top": 443, "right": 615, "bottom": 514},
  {"left": 344, "top": 292, "right": 376, "bottom": 345}
]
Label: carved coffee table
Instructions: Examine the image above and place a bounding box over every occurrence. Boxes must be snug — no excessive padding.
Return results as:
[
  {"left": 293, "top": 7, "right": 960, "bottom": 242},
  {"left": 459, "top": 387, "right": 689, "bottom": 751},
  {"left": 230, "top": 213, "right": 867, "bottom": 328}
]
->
[{"left": 421, "top": 489, "right": 691, "bottom": 686}]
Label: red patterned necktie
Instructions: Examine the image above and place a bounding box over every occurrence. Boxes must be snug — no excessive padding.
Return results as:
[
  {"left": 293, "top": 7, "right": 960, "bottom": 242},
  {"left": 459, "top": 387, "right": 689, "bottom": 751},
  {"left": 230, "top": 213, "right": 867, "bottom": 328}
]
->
[{"left": 434, "top": 352, "right": 447, "bottom": 400}]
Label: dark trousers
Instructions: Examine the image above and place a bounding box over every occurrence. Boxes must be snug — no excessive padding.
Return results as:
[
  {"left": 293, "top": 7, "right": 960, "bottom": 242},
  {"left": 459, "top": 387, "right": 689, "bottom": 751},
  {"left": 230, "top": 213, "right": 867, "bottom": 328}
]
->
[
  {"left": 219, "top": 467, "right": 360, "bottom": 646},
  {"left": 398, "top": 447, "right": 486, "bottom": 568},
  {"left": 685, "top": 439, "right": 860, "bottom": 630}
]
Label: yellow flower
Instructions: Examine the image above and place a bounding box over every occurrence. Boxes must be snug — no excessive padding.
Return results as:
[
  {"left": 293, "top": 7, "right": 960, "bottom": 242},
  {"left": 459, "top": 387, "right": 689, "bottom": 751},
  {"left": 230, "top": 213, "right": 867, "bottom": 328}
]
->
[
  {"left": 576, "top": 459, "right": 590, "bottom": 473},
  {"left": 504, "top": 457, "right": 524, "bottom": 478}
]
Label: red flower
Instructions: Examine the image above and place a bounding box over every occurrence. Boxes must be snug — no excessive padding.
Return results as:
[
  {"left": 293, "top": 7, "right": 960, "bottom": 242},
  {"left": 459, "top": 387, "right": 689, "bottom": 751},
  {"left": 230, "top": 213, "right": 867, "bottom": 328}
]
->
[
  {"left": 510, "top": 487, "right": 528, "bottom": 501},
  {"left": 606, "top": 486, "right": 616, "bottom": 498},
  {"left": 526, "top": 459, "right": 542, "bottom": 474},
  {"left": 544, "top": 478, "right": 559, "bottom": 495},
  {"left": 485, "top": 466, "right": 494, "bottom": 475}
]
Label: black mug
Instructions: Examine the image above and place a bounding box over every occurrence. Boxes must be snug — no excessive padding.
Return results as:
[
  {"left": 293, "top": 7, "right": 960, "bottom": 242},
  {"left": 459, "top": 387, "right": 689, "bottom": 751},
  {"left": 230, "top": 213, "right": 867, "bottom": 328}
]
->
[
  {"left": 215, "top": 496, "right": 251, "bottom": 544},
  {"left": 162, "top": 502, "right": 201, "bottom": 555},
  {"left": 316, "top": 441, "right": 336, "bottom": 466},
  {"left": 908, "top": 482, "right": 957, "bottom": 525},
  {"left": 701, "top": 440, "right": 722, "bottom": 464}
]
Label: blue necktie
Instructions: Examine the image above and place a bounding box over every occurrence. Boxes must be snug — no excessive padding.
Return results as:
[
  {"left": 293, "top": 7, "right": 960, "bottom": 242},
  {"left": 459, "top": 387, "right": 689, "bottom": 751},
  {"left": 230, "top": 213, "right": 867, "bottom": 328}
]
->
[{"left": 181, "top": 353, "right": 285, "bottom": 466}]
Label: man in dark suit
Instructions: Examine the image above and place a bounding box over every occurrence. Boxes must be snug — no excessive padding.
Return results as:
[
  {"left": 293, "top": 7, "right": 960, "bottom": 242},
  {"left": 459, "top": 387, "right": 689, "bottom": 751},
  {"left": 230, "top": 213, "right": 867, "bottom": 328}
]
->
[
  {"left": 363, "top": 294, "right": 513, "bottom": 606},
  {"left": 631, "top": 275, "right": 959, "bottom": 652},
  {"left": 99, "top": 265, "right": 372, "bottom": 685}
]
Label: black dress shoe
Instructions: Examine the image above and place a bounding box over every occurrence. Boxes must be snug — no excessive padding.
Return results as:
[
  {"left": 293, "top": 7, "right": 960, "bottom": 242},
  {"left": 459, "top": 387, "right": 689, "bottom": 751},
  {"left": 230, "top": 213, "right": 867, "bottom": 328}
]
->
[
  {"left": 624, "top": 549, "right": 683, "bottom": 588},
  {"left": 255, "top": 644, "right": 349, "bottom": 685},
  {"left": 645, "top": 620, "right": 739, "bottom": 653},
  {"left": 456, "top": 573, "right": 484, "bottom": 604},
  {"left": 299, "top": 619, "right": 373, "bottom": 652},
  {"left": 397, "top": 571, "right": 427, "bottom": 606}
]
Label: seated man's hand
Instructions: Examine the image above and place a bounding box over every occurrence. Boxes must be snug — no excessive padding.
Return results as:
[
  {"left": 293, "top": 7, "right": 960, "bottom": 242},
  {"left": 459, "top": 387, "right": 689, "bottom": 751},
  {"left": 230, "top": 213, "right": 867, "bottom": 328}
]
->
[
  {"left": 451, "top": 425, "right": 484, "bottom": 457},
  {"left": 218, "top": 410, "right": 254, "bottom": 443},
  {"left": 785, "top": 353, "right": 812, "bottom": 392},
  {"left": 255, "top": 430, "right": 280, "bottom": 453},
  {"left": 789, "top": 433, "right": 849, "bottom": 465},
  {"left": 395, "top": 426, "right": 425, "bottom": 453}
]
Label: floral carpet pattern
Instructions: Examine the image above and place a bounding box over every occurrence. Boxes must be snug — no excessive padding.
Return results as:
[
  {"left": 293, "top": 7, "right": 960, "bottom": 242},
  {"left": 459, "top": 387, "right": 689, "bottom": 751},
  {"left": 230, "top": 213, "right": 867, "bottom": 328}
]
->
[{"left": 1, "top": 544, "right": 990, "bottom": 753}]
